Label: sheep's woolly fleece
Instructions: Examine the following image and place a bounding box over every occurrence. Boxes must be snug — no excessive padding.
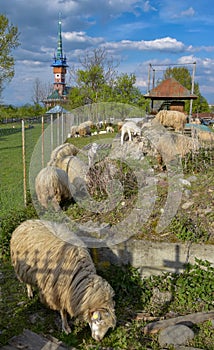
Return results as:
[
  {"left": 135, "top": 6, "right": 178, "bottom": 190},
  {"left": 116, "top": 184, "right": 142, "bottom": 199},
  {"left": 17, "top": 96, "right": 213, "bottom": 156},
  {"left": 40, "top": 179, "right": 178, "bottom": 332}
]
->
[
  {"left": 10, "top": 220, "right": 116, "bottom": 339},
  {"left": 35, "top": 166, "right": 72, "bottom": 210}
]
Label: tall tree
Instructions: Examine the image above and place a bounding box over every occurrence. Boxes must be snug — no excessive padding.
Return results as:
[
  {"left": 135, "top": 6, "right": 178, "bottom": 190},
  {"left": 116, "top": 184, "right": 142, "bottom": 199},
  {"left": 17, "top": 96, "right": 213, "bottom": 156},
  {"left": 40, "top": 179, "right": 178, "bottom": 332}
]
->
[
  {"left": 32, "top": 78, "right": 52, "bottom": 105},
  {"left": 0, "top": 14, "right": 20, "bottom": 100},
  {"left": 77, "top": 47, "right": 119, "bottom": 86},
  {"left": 68, "top": 48, "right": 147, "bottom": 110}
]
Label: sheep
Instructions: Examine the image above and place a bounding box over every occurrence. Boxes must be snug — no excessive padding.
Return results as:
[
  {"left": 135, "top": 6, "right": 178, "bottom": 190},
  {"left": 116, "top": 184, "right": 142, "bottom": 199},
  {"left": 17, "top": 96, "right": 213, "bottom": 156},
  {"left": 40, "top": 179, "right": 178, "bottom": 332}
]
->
[
  {"left": 153, "top": 133, "right": 200, "bottom": 165},
  {"left": 54, "top": 155, "right": 88, "bottom": 184},
  {"left": 154, "top": 110, "right": 187, "bottom": 132},
  {"left": 117, "top": 121, "right": 124, "bottom": 132},
  {"left": 106, "top": 126, "right": 114, "bottom": 133},
  {"left": 70, "top": 125, "right": 79, "bottom": 137},
  {"left": 35, "top": 166, "right": 73, "bottom": 210},
  {"left": 10, "top": 219, "right": 116, "bottom": 340},
  {"left": 120, "top": 121, "right": 141, "bottom": 145},
  {"left": 196, "top": 130, "right": 214, "bottom": 142},
  {"left": 48, "top": 143, "right": 79, "bottom": 167},
  {"left": 77, "top": 121, "right": 93, "bottom": 137}
]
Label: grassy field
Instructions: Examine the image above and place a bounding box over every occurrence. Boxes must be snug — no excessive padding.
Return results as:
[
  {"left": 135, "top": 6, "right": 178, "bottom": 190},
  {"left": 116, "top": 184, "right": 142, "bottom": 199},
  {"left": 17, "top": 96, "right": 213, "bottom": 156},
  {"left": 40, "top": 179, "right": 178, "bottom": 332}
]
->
[
  {"left": 0, "top": 123, "right": 45, "bottom": 216},
  {"left": 0, "top": 121, "right": 213, "bottom": 349}
]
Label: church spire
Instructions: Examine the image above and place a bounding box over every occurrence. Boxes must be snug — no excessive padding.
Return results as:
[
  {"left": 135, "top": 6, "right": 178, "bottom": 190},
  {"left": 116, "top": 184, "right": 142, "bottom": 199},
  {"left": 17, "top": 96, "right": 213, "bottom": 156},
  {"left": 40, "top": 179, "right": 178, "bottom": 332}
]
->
[
  {"left": 52, "top": 13, "right": 68, "bottom": 67},
  {"left": 56, "top": 12, "right": 63, "bottom": 60}
]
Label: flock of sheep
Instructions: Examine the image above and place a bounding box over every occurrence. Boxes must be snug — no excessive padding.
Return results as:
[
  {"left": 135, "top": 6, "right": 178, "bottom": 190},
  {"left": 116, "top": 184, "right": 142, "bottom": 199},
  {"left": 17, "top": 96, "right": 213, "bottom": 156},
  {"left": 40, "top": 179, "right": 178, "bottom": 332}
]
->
[{"left": 10, "top": 109, "right": 214, "bottom": 341}]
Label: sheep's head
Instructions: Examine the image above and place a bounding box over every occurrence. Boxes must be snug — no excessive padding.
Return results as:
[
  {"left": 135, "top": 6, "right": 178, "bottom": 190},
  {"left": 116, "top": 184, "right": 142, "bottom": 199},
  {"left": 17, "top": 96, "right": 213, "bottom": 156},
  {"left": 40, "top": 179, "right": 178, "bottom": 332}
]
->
[{"left": 88, "top": 308, "right": 116, "bottom": 341}]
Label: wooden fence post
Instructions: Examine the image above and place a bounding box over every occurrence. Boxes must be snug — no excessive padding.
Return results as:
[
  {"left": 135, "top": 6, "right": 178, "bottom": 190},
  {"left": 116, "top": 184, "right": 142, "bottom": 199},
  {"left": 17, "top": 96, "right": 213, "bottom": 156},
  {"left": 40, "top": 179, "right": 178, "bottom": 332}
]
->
[
  {"left": 41, "top": 116, "right": 44, "bottom": 168},
  {"left": 22, "top": 120, "right": 27, "bottom": 206}
]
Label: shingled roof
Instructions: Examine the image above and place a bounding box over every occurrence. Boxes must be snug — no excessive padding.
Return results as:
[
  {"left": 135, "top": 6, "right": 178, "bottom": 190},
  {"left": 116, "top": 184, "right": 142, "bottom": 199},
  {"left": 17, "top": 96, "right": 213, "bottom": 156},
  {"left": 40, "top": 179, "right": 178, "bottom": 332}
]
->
[{"left": 144, "top": 77, "right": 198, "bottom": 100}]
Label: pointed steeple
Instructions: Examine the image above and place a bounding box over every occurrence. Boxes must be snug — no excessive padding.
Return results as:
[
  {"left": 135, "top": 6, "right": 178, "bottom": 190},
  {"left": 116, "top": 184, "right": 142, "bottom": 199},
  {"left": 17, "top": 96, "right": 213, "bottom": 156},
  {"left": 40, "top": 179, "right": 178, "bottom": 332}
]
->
[
  {"left": 52, "top": 13, "right": 68, "bottom": 68},
  {"left": 56, "top": 12, "right": 63, "bottom": 60}
]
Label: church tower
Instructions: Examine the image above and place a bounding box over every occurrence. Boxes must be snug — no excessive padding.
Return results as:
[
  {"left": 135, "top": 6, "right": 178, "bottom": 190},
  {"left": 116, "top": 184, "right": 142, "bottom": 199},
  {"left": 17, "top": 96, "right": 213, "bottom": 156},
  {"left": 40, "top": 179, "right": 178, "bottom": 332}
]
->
[{"left": 51, "top": 14, "right": 68, "bottom": 98}]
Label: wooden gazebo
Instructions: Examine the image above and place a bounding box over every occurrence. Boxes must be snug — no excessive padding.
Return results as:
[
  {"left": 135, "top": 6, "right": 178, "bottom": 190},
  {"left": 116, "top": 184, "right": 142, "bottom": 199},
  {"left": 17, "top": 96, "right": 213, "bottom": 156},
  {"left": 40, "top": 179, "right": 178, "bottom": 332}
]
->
[{"left": 144, "top": 77, "right": 198, "bottom": 115}]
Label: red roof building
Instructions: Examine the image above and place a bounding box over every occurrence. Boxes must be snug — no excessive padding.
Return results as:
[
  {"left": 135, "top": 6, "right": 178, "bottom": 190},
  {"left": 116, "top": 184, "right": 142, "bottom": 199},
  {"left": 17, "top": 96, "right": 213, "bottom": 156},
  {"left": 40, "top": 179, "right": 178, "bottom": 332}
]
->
[{"left": 144, "top": 77, "right": 198, "bottom": 114}]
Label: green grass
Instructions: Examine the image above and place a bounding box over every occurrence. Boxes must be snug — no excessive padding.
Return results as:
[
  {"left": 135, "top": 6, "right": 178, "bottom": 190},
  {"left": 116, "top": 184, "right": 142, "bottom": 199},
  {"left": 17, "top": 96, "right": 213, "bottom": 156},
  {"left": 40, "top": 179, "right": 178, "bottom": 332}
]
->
[
  {"left": 0, "top": 122, "right": 213, "bottom": 349},
  {"left": 0, "top": 123, "right": 45, "bottom": 216},
  {"left": 0, "top": 260, "right": 213, "bottom": 349}
]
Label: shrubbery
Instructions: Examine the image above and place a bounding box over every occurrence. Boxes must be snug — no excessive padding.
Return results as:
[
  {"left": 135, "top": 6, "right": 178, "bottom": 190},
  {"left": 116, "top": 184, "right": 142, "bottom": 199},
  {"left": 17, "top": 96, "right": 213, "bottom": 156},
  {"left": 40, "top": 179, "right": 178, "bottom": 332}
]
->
[{"left": 0, "top": 203, "right": 38, "bottom": 260}]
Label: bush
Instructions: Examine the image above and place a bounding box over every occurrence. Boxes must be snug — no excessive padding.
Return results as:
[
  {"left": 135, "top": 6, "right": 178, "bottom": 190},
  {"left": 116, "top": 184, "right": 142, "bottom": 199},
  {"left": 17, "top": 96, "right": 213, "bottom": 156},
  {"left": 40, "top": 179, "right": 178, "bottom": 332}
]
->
[{"left": 0, "top": 203, "right": 38, "bottom": 260}]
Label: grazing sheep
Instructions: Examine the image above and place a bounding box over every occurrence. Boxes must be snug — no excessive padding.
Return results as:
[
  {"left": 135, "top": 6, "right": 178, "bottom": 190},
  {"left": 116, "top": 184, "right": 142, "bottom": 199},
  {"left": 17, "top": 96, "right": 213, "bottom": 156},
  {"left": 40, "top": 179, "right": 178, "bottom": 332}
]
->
[
  {"left": 54, "top": 155, "right": 88, "bottom": 184},
  {"left": 117, "top": 121, "right": 124, "bottom": 132},
  {"left": 10, "top": 220, "right": 116, "bottom": 340},
  {"left": 79, "top": 125, "right": 91, "bottom": 137},
  {"left": 197, "top": 130, "right": 214, "bottom": 142},
  {"left": 106, "top": 126, "right": 114, "bottom": 133},
  {"left": 48, "top": 143, "right": 79, "bottom": 167},
  {"left": 154, "top": 110, "right": 187, "bottom": 132},
  {"left": 153, "top": 133, "right": 200, "bottom": 164},
  {"left": 77, "top": 121, "right": 93, "bottom": 137},
  {"left": 35, "top": 166, "right": 73, "bottom": 210},
  {"left": 120, "top": 121, "right": 141, "bottom": 145},
  {"left": 70, "top": 125, "right": 79, "bottom": 137}
]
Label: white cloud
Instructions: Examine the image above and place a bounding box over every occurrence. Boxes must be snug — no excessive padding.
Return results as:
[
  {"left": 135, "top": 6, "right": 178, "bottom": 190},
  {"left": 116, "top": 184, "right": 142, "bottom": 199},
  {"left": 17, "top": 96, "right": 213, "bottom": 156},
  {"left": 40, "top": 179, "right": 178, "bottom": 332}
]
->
[
  {"left": 103, "top": 37, "right": 186, "bottom": 53},
  {"left": 63, "top": 31, "right": 103, "bottom": 45}
]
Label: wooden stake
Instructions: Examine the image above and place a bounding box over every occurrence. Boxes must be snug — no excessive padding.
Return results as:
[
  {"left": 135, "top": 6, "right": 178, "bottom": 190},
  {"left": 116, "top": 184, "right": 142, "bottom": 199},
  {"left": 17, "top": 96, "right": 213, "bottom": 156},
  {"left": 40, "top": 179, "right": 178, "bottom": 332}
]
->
[{"left": 22, "top": 120, "right": 27, "bottom": 206}]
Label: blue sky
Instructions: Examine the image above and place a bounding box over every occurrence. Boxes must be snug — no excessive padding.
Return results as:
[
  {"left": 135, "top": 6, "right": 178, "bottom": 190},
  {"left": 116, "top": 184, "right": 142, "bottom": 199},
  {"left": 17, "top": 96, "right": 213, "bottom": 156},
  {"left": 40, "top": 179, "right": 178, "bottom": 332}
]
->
[{"left": 1, "top": 0, "right": 214, "bottom": 106}]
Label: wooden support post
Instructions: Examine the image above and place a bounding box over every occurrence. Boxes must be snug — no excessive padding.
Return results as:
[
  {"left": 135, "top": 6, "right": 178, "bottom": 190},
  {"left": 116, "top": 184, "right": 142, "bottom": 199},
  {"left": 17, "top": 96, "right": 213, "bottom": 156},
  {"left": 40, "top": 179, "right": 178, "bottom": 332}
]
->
[{"left": 22, "top": 120, "right": 27, "bottom": 207}]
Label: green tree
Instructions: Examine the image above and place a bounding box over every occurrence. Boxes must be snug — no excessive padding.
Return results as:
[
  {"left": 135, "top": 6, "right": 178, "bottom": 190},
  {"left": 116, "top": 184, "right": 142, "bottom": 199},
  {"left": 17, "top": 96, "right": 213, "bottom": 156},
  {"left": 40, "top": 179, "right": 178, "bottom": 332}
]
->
[
  {"left": 0, "top": 14, "right": 20, "bottom": 99},
  {"left": 68, "top": 48, "right": 147, "bottom": 111},
  {"left": 164, "top": 66, "right": 209, "bottom": 113},
  {"left": 112, "top": 73, "right": 148, "bottom": 109}
]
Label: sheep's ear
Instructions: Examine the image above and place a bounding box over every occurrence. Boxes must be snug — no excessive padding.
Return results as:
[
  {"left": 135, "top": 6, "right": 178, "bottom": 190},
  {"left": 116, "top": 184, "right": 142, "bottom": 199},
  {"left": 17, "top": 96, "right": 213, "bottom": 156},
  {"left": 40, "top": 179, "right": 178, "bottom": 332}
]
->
[{"left": 91, "top": 310, "right": 101, "bottom": 321}]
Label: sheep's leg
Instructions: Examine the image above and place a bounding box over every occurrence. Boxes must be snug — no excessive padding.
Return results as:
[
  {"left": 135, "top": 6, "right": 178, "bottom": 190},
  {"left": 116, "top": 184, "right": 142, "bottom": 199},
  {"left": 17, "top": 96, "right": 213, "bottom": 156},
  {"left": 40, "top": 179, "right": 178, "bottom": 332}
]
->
[
  {"left": 26, "top": 284, "right": 33, "bottom": 298},
  {"left": 121, "top": 129, "right": 124, "bottom": 145},
  {"left": 60, "top": 309, "right": 71, "bottom": 334},
  {"left": 128, "top": 129, "right": 132, "bottom": 141}
]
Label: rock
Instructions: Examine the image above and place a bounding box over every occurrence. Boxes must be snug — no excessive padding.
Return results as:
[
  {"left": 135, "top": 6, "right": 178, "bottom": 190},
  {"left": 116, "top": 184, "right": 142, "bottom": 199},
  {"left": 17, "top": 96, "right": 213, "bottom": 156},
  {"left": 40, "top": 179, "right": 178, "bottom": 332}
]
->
[
  {"left": 5, "top": 329, "right": 72, "bottom": 350},
  {"left": 186, "top": 175, "right": 197, "bottom": 183},
  {"left": 183, "top": 189, "right": 192, "bottom": 198},
  {"left": 179, "top": 179, "right": 191, "bottom": 186},
  {"left": 151, "top": 287, "right": 172, "bottom": 305},
  {"left": 181, "top": 201, "right": 194, "bottom": 209},
  {"left": 158, "top": 324, "right": 195, "bottom": 347}
]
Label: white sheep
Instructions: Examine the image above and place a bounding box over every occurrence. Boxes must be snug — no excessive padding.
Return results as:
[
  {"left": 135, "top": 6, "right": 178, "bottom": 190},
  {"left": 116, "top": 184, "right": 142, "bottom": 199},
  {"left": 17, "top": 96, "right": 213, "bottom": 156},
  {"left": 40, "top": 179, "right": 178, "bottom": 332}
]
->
[
  {"left": 54, "top": 155, "right": 88, "bottom": 184},
  {"left": 48, "top": 143, "right": 79, "bottom": 167},
  {"left": 106, "top": 126, "right": 114, "bottom": 133},
  {"left": 35, "top": 166, "right": 73, "bottom": 211},
  {"left": 120, "top": 121, "right": 141, "bottom": 145},
  {"left": 10, "top": 220, "right": 116, "bottom": 340},
  {"left": 154, "top": 110, "right": 187, "bottom": 132}
]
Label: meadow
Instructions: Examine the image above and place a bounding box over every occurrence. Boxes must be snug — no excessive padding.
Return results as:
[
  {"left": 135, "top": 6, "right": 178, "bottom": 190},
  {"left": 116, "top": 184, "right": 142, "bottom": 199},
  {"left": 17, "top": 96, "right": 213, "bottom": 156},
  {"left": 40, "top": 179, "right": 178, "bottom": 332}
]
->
[
  {"left": 0, "top": 123, "right": 45, "bottom": 216},
  {"left": 0, "top": 121, "right": 213, "bottom": 349}
]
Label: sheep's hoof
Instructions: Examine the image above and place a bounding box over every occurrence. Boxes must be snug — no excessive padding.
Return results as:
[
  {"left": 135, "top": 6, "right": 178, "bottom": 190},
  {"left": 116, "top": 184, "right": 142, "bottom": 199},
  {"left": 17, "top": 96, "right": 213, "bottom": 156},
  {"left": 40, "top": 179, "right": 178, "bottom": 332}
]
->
[
  {"left": 63, "top": 325, "right": 71, "bottom": 334},
  {"left": 27, "top": 284, "right": 33, "bottom": 298}
]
